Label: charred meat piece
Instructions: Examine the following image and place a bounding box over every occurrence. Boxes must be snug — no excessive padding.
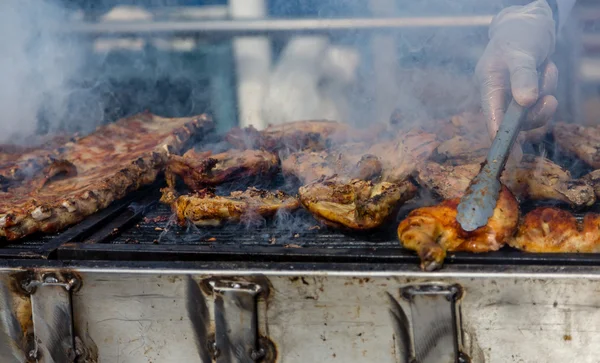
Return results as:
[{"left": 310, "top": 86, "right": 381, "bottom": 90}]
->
[
  {"left": 398, "top": 186, "right": 519, "bottom": 271},
  {"left": 582, "top": 170, "right": 600, "bottom": 199},
  {"left": 371, "top": 129, "right": 439, "bottom": 183},
  {"left": 416, "top": 162, "right": 479, "bottom": 200},
  {"left": 282, "top": 130, "right": 438, "bottom": 184},
  {"left": 0, "top": 113, "right": 212, "bottom": 240},
  {"left": 553, "top": 122, "right": 600, "bottom": 168},
  {"left": 0, "top": 134, "right": 74, "bottom": 189},
  {"left": 504, "top": 156, "right": 595, "bottom": 207},
  {"left": 299, "top": 177, "right": 417, "bottom": 230},
  {"left": 281, "top": 143, "right": 376, "bottom": 184},
  {"left": 433, "top": 135, "right": 490, "bottom": 165},
  {"left": 225, "top": 120, "right": 361, "bottom": 152},
  {"left": 510, "top": 207, "right": 600, "bottom": 253},
  {"left": 167, "top": 187, "right": 299, "bottom": 227},
  {"left": 166, "top": 149, "right": 279, "bottom": 190},
  {"left": 417, "top": 155, "right": 595, "bottom": 207}
]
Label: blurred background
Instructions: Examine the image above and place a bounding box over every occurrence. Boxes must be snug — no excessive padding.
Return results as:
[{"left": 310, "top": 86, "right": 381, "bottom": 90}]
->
[{"left": 2, "top": 0, "right": 599, "bottom": 139}]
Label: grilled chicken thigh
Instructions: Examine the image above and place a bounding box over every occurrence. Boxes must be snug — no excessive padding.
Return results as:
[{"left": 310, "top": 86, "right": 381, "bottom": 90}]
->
[
  {"left": 166, "top": 149, "right": 279, "bottom": 190},
  {"left": 417, "top": 155, "right": 595, "bottom": 207},
  {"left": 299, "top": 177, "right": 417, "bottom": 230},
  {"left": 398, "top": 186, "right": 519, "bottom": 271},
  {"left": 510, "top": 207, "right": 600, "bottom": 253},
  {"left": 163, "top": 187, "right": 299, "bottom": 227}
]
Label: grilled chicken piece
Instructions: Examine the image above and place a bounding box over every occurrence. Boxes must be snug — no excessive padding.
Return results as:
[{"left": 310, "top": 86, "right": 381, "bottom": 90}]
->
[
  {"left": 398, "top": 186, "right": 519, "bottom": 271},
  {"left": 225, "top": 120, "right": 369, "bottom": 152},
  {"left": 416, "top": 162, "right": 479, "bottom": 199},
  {"left": 165, "top": 187, "right": 299, "bottom": 227},
  {"left": 510, "top": 207, "right": 600, "bottom": 253},
  {"left": 282, "top": 130, "right": 438, "bottom": 184},
  {"left": 281, "top": 143, "right": 383, "bottom": 184},
  {"left": 299, "top": 177, "right": 417, "bottom": 230},
  {"left": 582, "top": 170, "right": 600, "bottom": 199},
  {"left": 553, "top": 122, "right": 600, "bottom": 168},
  {"left": 417, "top": 155, "right": 595, "bottom": 207},
  {"left": 166, "top": 149, "right": 279, "bottom": 190},
  {"left": 434, "top": 135, "right": 490, "bottom": 165},
  {"left": 373, "top": 129, "right": 439, "bottom": 183},
  {"left": 0, "top": 113, "right": 212, "bottom": 240}
]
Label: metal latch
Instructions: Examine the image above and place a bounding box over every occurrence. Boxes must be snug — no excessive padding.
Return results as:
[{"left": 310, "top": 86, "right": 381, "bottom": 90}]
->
[
  {"left": 208, "top": 280, "right": 264, "bottom": 363},
  {"left": 22, "top": 273, "right": 80, "bottom": 363},
  {"left": 398, "top": 283, "right": 467, "bottom": 363}
]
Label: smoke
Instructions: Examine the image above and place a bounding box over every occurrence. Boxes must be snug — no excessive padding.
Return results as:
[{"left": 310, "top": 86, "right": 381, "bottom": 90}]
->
[{"left": 0, "top": 0, "right": 85, "bottom": 144}]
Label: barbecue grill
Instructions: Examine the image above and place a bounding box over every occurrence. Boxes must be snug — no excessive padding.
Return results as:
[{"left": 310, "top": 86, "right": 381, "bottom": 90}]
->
[{"left": 3, "top": 2, "right": 600, "bottom": 363}]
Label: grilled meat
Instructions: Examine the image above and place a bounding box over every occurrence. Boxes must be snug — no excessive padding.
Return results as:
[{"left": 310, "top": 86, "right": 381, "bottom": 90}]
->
[
  {"left": 504, "top": 156, "right": 595, "bottom": 207},
  {"left": 509, "top": 207, "right": 600, "bottom": 253},
  {"left": 225, "top": 120, "right": 359, "bottom": 152},
  {"left": 281, "top": 143, "right": 374, "bottom": 184},
  {"left": 417, "top": 155, "right": 595, "bottom": 207},
  {"left": 282, "top": 130, "right": 438, "bottom": 184},
  {"left": 398, "top": 186, "right": 519, "bottom": 271},
  {"left": 299, "top": 177, "right": 417, "bottom": 230},
  {"left": 433, "top": 135, "right": 490, "bottom": 165},
  {"left": 166, "top": 149, "right": 279, "bottom": 190},
  {"left": 0, "top": 112, "right": 212, "bottom": 240},
  {"left": 0, "top": 134, "right": 74, "bottom": 189},
  {"left": 553, "top": 122, "right": 600, "bottom": 168},
  {"left": 373, "top": 129, "right": 439, "bottom": 183},
  {"left": 166, "top": 187, "right": 299, "bottom": 227},
  {"left": 583, "top": 170, "right": 600, "bottom": 199},
  {"left": 416, "top": 162, "right": 478, "bottom": 200}
]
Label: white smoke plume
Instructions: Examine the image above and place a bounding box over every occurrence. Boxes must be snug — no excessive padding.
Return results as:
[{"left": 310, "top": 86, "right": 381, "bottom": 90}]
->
[{"left": 0, "top": 0, "right": 83, "bottom": 144}]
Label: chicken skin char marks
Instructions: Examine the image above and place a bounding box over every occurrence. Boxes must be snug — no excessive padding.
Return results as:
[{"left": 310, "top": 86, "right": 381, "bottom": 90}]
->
[
  {"left": 510, "top": 207, "right": 600, "bottom": 253},
  {"left": 166, "top": 148, "right": 279, "bottom": 190},
  {"left": 397, "top": 186, "right": 519, "bottom": 271},
  {"left": 163, "top": 187, "right": 299, "bottom": 227},
  {"left": 299, "top": 176, "right": 417, "bottom": 230}
]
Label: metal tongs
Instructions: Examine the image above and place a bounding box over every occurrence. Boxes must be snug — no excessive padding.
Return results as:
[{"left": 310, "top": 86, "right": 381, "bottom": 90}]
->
[{"left": 456, "top": 99, "right": 527, "bottom": 231}]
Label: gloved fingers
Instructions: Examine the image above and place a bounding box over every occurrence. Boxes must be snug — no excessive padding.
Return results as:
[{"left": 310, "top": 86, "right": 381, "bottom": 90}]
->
[
  {"left": 521, "top": 94, "right": 558, "bottom": 131},
  {"left": 539, "top": 60, "right": 558, "bottom": 97},
  {"left": 476, "top": 59, "right": 508, "bottom": 139},
  {"left": 506, "top": 53, "right": 540, "bottom": 108}
]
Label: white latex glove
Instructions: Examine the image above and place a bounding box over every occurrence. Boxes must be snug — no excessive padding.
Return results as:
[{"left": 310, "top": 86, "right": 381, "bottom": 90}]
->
[{"left": 476, "top": 0, "right": 559, "bottom": 142}]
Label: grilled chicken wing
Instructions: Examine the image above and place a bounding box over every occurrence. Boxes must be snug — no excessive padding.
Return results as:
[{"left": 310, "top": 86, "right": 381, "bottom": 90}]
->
[
  {"left": 163, "top": 187, "right": 299, "bottom": 227},
  {"left": 299, "top": 177, "right": 417, "bottom": 230},
  {"left": 397, "top": 187, "right": 519, "bottom": 271},
  {"left": 166, "top": 149, "right": 279, "bottom": 190},
  {"left": 417, "top": 155, "right": 595, "bottom": 207},
  {"left": 510, "top": 207, "right": 600, "bottom": 253},
  {"left": 553, "top": 122, "right": 600, "bottom": 168}
]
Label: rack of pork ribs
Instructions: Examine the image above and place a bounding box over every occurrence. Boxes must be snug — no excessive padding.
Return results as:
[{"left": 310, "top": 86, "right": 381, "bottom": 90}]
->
[{"left": 5, "top": 112, "right": 600, "bottom": 271}]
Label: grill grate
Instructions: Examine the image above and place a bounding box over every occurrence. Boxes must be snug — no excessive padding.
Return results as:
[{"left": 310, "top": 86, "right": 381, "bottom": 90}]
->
[
  {"left": 49, "top": 193, "right": 600, "bottom": 267},
  {"left": 113, "top": 204, "right": 397, "bottom": 247}
]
